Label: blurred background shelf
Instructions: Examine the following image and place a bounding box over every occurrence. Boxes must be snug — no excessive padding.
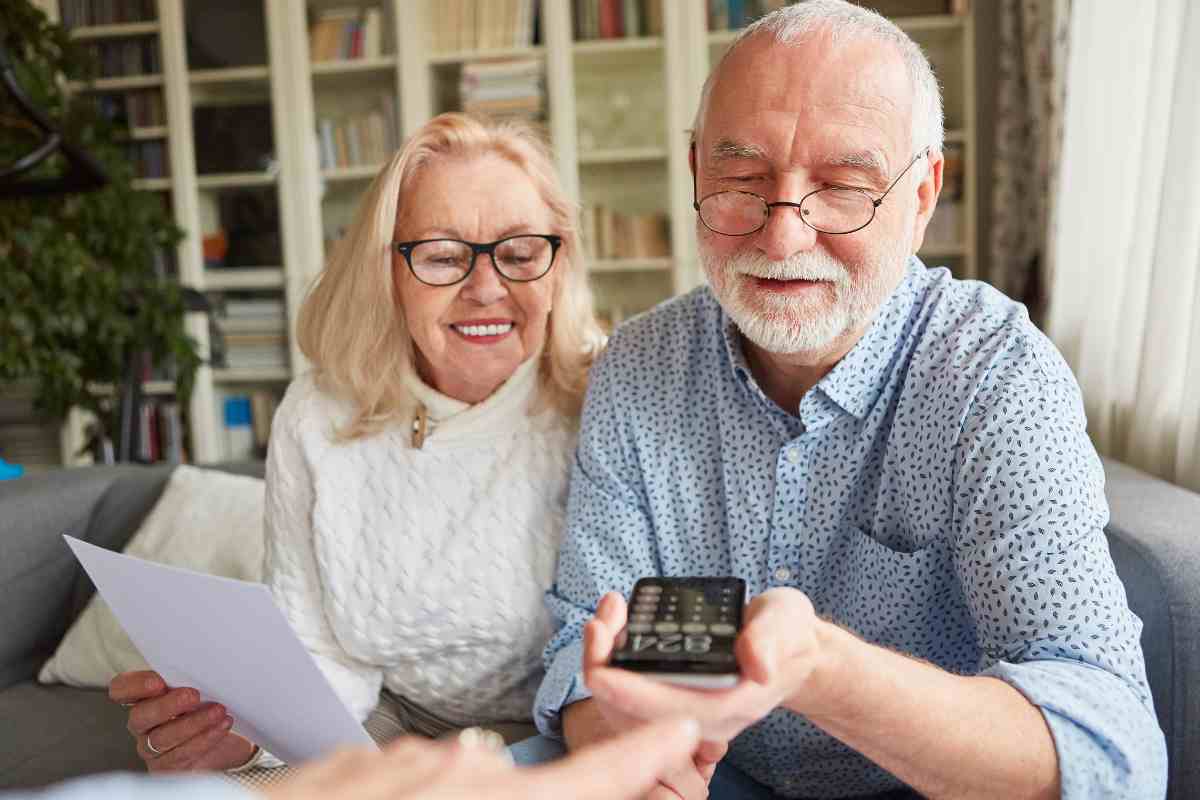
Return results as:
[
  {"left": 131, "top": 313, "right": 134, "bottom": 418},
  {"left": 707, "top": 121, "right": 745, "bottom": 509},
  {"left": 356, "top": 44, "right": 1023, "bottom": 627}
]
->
[{"left": 33, "top": 0, "right": 979, "bottom": 467}]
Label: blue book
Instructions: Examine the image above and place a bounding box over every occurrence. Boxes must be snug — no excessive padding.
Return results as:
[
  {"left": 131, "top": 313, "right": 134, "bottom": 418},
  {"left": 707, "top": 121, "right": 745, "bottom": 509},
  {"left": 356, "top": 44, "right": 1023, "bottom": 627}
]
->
[
  {"left": 728, "top": 0, "right": 747, "bottom": 29},
  {"left": 0, "top": 457, "right": 24, "bottom": 481}
]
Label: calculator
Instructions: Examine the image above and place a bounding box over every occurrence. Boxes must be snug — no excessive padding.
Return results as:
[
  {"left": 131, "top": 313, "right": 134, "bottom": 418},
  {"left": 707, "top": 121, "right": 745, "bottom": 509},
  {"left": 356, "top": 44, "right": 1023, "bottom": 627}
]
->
[{"left": 609, "top": 576, "right": 746, "bottom": 689}]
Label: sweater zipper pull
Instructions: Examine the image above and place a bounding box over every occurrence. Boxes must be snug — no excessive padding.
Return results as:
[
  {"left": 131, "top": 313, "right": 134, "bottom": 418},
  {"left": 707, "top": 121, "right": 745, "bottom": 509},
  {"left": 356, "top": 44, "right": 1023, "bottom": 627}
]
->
[{"left": 411, "top": 402, "right": 429, "bottom": 450}]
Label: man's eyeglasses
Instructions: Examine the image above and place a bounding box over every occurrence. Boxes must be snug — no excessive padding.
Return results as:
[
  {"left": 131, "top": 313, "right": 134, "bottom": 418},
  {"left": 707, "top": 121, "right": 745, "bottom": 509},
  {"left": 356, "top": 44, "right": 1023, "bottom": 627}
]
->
[
  {"left": 392, "top": 234, "right": 562, "bottom": 287},
  {"left": 692, "top": 146, "right": 931, "bottom": 237}
]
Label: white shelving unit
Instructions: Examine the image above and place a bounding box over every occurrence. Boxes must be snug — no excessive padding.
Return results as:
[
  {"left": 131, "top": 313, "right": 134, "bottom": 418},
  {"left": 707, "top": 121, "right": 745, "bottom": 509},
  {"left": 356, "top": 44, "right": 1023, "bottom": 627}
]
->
[{"left": 44, "top": 0, "right": 978, "bottom": 466}]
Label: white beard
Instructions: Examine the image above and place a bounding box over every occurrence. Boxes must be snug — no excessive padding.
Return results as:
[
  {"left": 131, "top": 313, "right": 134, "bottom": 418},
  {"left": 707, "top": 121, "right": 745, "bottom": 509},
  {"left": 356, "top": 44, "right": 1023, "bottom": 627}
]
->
[{"left": 699, "top": 238, "right": 906, "bottom": 356}]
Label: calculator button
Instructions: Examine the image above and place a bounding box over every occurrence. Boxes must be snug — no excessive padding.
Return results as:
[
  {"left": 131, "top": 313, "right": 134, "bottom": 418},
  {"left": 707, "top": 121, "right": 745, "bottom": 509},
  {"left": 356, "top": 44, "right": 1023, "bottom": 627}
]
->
[
  {"left": 630, "top": 613, "right": 654, "bottom": 623},
  {"left": 627, "top": 622, "right": 652, "bottom": 634},
  {"left": 682, "top": 623, "right": 707, "bottom": 634},
  {"left": 633, "top": 602, "right": 658, "bottom": 613},
  {"left": 710, "top": 623, "right": 736, "bottom": 636},
  {"left": 638, "top": 585, "right": 663, "bottom": 595},
  {"left": 654, "top": 622, "right": 680, "bottom": 634},
  {"left": 660, "top": 615, "right": 677, "bottom": 622}
]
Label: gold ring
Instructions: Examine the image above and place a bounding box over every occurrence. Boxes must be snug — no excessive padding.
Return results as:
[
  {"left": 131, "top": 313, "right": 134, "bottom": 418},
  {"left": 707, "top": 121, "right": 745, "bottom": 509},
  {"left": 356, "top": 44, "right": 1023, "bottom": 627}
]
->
[{"left": 146, "top": 733, "right": 165, "bottom": 756}]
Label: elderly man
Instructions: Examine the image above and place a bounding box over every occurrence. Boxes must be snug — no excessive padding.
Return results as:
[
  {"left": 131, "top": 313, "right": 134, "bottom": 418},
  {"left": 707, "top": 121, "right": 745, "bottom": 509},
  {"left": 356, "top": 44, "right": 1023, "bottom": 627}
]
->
[{"left": 527, "top": 1, "right": 1168, "bottom": 799}]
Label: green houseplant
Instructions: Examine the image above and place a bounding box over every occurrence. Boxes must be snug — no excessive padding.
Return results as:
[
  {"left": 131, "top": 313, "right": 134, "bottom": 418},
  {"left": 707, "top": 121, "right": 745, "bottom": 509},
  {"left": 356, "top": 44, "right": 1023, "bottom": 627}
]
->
[{"left": 0, "top": 2, "right": 201, "bottom": 459}]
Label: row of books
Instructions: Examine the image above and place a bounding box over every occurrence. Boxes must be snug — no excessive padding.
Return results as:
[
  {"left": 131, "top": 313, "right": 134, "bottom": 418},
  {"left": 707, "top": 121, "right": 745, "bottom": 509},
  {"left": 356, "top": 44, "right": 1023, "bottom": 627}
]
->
[
  {"left": 431, "top": 0, "right": 539, "bottom": 54},
  {"left": 210, "top": 297, "right": 290, "bottom": 372},
  {"left": 83, "top": 38, "right": 161, "bottom": 79},
  {"left": 316, "top": 96, "right": 399, "bottom": 170},
  {"left": 581, "top": 205, "right": 671, "bottom": 261},
  {"left": 221, "top": 391, "right": 278, "bottom": 461},
  {"left": 61, "top": 0, "right": 156, "bottom": 28},
  {"left": 95, "top": 89, "right": 166, "bottom": 128},
  {"left": 126, "top": 140, "right": 167, "bottom": 179},
  {"left": 574, "top": 0, "right": 665, "bottom": 40},
  {"left": 460, "top": 58, "right": 545, "bottom": 122},
  {"left": 308, "top": 7, "right": 385, "bottom": 62},
  {"left": 707, "top": 0, "right": 969, "bottom": 30},
  {"left": 134, "top": 398, "right": 185, "bottom": 464},
  {"left": 0, "top": 393, "right": 62, "bottom": 471},
  {"left": 705, "top": 0, "right": 788, "bottom": 31}
]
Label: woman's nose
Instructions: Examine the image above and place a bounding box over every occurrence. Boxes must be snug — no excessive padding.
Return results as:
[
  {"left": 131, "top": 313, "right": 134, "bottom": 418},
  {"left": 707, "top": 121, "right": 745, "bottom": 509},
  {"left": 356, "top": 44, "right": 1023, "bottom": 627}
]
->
[{"left": 460, "top": 253, "right": 508, "bottom": 305}]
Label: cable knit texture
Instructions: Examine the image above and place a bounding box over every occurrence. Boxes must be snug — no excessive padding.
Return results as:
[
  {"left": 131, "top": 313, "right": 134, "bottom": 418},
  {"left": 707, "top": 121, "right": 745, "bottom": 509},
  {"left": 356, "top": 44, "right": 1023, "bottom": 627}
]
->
[{"left": 264, "top": 355, "right": 574, "bottom": 738}]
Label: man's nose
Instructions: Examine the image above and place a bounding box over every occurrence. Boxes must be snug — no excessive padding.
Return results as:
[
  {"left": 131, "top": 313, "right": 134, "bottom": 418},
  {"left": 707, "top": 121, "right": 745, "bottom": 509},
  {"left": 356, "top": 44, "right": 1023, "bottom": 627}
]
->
[
  {"left": 459, "top": 252, "right": 508, "bottom": 305},
  {"left": 755, "top": 200, "right": 819, "bottom": 262}
]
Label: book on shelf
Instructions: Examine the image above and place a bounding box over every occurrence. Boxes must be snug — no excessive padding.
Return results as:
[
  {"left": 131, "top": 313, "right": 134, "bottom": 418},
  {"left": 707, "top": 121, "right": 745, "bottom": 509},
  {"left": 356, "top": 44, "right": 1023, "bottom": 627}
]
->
[
  {"left": 459, "top": 57, "right": 545, "bottom": 122},
  {"left": 131, "top": 398, "right": 184, "bottom": 464},
  {"left": 221, "top": 390, "right": 279, "bottom": 460},
  {"left": 432, "top": 0, "right": 538, "bottom": 54},
  {"left": 83, "top": 38, "right": 161, "bottom": 79},
  {"left": 706, "top": 0, "right": 790, "bottom": 31},
  {"left": 210, "top": 295, "right": 289, "bottom": 370},
  {"left": 61, "top": 0, "right": 156, "bottom": 28},
  {"left": 575, "top": 0, "right": 663, "bottom": 39},
  {"left": 126, "top": 139, "right": 167, "bottom": 179},
  {"left": 316, "top": 94, "right": 399, "bottom": 170},
  {"left": 582, "top": 204, "right": 670, "bottom": 260},
  {"left": 308, "top": 6, "right": 385, "bottom": 62}
]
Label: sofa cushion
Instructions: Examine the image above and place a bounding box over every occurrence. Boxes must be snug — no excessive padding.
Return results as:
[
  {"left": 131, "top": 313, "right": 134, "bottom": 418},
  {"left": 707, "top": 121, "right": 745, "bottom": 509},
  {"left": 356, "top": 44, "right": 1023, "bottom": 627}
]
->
[
  {"left": 0, "top": 465, "right": 153, "bottom": 692},
  {"left": 38, "top": 465, "right": 267, "bottom": 689},
  {"left": 0, "top": 682, "right": 143, "bottom": 790}
]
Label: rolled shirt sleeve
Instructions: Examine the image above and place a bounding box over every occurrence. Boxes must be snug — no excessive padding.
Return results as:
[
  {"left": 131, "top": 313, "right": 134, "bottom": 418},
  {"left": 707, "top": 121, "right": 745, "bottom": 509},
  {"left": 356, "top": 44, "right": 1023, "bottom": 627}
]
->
[{"left": 954, "top": 333, "right": 1167, "bottom": 798}]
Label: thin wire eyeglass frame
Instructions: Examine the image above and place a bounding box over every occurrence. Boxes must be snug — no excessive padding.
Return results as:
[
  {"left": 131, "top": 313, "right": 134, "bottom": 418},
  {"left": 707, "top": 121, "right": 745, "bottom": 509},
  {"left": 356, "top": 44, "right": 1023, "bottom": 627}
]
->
[{"left": 691, "top": 145, "right": 932, "bottom": 236}]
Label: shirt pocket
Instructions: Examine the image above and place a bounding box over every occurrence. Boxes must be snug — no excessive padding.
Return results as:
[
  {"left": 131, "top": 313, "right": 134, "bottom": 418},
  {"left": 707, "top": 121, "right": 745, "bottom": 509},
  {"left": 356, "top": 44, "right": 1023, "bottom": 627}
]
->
[{"left": 814, "top": 524, "right": 955, "bottom": 655}]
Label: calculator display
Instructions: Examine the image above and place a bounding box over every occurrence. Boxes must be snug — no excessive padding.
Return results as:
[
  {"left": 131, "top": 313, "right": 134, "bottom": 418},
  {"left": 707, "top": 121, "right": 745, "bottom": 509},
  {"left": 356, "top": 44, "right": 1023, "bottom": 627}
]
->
[{"left": 611, "top": 577, "right": 745, "bottom": 677}]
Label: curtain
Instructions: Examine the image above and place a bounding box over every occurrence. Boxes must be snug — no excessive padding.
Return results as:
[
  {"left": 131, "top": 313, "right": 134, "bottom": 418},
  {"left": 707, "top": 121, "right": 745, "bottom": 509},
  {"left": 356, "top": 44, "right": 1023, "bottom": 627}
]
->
[
  {"left": 988, "top": 0, "right": 1070, "bottom": 316},
  {"left": 1046, "top": 0, "right": 1200, "bottom": 492}
]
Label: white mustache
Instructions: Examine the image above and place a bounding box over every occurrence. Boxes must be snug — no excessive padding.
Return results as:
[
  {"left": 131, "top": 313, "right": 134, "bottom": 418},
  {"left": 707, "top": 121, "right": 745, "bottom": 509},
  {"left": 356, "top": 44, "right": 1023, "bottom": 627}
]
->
[{"left": 728, "top": 252, "right": 849, "bottom": 284}]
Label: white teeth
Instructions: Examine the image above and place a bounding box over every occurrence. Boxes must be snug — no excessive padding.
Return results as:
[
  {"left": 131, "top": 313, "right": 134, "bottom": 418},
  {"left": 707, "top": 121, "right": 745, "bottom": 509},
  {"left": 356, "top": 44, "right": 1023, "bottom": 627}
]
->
[{"left": 454, "top": 323, "right": 513, "bottom": 338}]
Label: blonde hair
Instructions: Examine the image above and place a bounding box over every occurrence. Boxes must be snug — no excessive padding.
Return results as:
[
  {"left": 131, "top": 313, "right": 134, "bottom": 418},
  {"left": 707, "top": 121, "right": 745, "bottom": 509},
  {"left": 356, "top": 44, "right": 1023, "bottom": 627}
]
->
[{"left": 296, "top": 112, "right": 604, "bottom": 440}]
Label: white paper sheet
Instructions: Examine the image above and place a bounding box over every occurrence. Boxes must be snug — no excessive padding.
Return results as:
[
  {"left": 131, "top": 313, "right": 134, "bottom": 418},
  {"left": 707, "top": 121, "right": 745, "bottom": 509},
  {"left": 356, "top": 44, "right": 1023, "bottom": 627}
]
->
[{"left": 65, "top": 535, "right": 376, "bottom": 764}]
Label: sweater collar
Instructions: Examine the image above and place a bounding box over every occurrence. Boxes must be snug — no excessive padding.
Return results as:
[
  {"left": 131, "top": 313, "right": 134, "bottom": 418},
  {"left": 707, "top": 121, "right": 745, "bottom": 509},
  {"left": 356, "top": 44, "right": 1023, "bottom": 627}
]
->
[{"left": 403, "top": 348, "right": 544, "bottom": 432}]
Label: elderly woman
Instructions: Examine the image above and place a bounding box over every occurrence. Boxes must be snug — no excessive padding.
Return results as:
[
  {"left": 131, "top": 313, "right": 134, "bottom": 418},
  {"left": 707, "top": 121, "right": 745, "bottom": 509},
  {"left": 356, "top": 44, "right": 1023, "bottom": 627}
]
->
[{"left": 107, "top": 112, "right": 604, "bottom": 773}]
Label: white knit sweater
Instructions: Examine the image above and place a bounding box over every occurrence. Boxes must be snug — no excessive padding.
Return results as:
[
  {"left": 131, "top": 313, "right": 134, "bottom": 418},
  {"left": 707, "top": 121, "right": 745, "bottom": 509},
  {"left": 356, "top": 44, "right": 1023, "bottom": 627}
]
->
[{"left": 263, "top": 355, "right": 575, "bottom": 737}]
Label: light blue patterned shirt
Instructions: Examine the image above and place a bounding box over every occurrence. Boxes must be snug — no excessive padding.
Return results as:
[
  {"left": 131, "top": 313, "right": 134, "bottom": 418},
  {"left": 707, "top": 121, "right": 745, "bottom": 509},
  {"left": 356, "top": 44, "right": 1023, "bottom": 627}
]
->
[{"left": 535, "top": 260, "right": 1167, "bottom": 799}]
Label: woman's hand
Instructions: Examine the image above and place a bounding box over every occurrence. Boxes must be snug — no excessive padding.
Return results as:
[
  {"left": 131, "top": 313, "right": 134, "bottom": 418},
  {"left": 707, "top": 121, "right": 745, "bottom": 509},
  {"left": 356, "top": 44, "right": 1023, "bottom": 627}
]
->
[
  {"left": 262, "top": 717, "right": 702, "bottom": 800},
  {"left": 108, "top": 670, "right": 257, "bottom": 772}
]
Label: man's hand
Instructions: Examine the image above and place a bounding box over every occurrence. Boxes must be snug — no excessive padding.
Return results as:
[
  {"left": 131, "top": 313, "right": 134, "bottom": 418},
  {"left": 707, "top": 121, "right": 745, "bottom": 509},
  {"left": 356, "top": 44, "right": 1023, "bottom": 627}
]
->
[
  {"left": 583, "top": 588, "right": 838, "bottom": 745},
  {"left": 261, "top": 717, "right": 701, "bottom": 800}
]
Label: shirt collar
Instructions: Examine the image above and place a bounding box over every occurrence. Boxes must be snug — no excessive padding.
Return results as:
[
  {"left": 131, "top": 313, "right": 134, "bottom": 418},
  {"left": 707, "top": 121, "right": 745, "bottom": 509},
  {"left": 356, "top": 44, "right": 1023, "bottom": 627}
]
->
[
  {"left": 717, "top": 257, "right": 924, "bottom": 421},
  {"left": 812, "top": 257, "right": 923, "bottom": 419}
]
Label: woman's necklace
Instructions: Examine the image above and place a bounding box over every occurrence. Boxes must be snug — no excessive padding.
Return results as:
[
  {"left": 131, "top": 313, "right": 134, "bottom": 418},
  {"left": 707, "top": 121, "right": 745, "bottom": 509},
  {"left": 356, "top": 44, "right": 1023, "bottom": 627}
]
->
[{"left": 411, "top": 402, "right": 432, "bottom": 449}]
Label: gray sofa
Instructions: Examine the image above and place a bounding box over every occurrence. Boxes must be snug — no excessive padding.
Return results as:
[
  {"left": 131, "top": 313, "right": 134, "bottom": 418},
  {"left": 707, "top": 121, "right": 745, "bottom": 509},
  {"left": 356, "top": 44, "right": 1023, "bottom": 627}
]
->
[{"left": 2, "top": 459, "right": 1198, "bottom": 796}]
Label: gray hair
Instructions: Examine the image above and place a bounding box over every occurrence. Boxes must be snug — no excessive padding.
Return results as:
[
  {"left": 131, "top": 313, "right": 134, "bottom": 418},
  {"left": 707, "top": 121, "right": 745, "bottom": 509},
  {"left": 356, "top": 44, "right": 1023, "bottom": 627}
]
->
[{"left": 693, "top": 0, "right": 944, "bottom": 162}]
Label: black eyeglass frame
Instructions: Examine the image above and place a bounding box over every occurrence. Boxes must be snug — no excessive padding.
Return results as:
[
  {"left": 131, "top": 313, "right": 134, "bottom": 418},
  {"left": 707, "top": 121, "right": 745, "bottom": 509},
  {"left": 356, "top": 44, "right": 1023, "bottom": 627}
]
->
[
  {"left": 691, "top": 145, "right": 932, "bottom": 237},
  {"left": 392, "top": 234, "right": 563, "bottom": 287}
]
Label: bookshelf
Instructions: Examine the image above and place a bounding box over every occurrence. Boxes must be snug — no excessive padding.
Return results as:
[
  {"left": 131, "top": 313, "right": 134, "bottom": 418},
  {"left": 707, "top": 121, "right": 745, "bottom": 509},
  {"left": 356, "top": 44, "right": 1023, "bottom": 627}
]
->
[{"left": 37, "top": 0, "right": 978, "bottom": 467}]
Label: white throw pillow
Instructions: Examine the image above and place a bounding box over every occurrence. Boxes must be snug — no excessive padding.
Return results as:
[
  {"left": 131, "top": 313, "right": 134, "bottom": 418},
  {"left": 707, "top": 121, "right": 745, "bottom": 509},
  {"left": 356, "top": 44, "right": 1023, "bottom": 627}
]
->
[{"left": 38, "top": 465, "right": 266, "bottom": 688}]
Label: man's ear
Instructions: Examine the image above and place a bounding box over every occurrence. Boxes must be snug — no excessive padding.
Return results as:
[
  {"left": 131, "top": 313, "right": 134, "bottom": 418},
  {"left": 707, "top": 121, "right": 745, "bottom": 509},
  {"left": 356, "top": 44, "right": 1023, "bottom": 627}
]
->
[{"left": 908, "top": 150, "right": 944, "bottom": 255}]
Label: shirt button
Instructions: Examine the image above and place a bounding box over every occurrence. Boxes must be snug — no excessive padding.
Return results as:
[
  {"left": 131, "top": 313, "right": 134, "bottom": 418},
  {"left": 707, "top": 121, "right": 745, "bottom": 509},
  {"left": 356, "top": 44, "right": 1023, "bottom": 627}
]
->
[
  {"left": 774, "top": 567, "right": 792, "bottom": 582},
  {"left": 786, "top": 448, "right": 801, "bottom": 463}
]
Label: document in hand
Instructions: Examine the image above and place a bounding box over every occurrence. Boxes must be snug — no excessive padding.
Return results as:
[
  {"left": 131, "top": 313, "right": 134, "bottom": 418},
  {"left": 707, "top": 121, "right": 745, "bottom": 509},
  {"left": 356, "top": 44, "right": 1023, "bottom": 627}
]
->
[{"left": 64, "top": 535, "right": 376, "bottom": 764}]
